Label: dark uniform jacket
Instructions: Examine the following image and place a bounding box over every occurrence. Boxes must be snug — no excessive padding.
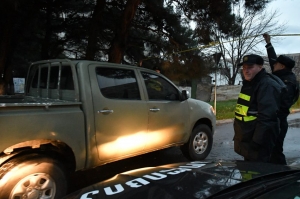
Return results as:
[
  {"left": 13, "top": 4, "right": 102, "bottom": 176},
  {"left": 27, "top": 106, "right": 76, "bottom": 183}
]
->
[
  {"left": 234, "top": 68, "right": 283, "bottom": 161},
  {"left": 266, "top": 43, "right": 298, "bottom": 117}
]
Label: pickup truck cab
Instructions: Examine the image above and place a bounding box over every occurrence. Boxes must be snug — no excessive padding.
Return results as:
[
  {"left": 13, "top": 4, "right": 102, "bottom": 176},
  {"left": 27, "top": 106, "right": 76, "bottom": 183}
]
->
[{"left": 0, "top": 59, "right": 216, "bottom": 198}]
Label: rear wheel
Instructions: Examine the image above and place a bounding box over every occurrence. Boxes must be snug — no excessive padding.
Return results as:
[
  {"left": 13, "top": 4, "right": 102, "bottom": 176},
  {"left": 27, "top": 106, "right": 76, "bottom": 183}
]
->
[
  {"left": 181, "top": 124, "right": 213, "bottom": 160},
  {"left": 0, "top": 154, "right": 68, "bottom": 199}
]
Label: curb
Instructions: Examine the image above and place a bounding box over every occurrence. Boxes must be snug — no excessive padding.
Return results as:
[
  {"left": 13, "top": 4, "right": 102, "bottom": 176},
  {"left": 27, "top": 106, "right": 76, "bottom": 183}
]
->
[
  {"left": 216, "top": 108, "right": 300, "bottom": 125},
  {"left": 216, "top": 118, "right": 234, "bottom": 125},
  {"left": 290, "top": 108, "right": 300, "bottom": 114}
]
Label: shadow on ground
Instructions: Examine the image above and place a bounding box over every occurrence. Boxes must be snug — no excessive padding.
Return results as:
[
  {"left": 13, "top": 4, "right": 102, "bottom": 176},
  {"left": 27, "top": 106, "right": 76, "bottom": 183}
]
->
[{"left": 68, "top": 147, "right": 188, "bottom": 193}]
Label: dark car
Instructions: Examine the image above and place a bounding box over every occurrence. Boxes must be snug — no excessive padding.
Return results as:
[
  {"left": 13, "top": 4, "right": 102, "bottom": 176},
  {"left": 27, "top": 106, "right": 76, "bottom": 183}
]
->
[{"left": 64, "top": 161, "right": 300, "bottom": 199}]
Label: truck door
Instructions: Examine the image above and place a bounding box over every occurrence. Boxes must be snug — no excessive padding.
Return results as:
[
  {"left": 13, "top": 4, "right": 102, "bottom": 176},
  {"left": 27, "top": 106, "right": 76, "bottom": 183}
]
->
[
  {"left": 141, "top": 72, "right": 190, "bottom": 150},
  {"left": 89, "top": 65, "right": 148, "bottom": 161}
]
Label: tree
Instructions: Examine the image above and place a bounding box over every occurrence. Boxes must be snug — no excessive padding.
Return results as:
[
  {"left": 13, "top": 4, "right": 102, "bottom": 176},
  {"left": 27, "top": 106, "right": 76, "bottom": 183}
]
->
[
  {"left": 0, "top": 0, "right": 88, "bottom": 94},
  {"left": 291, "top": 54, "right": 300, "bottom": 83},
  {"left": 108, "top": 0, "right": 141, "bottom": 63},
  {"left": 210, "top": 3, "right": 285, "bottom": 85},
  {"left": 85, "top": 0, "right": 106, "bottom": 60},
  {"left": 0, "top": 0, "right": 18, "bottom": 94},
  {"left": 0, "top": 0, "right": 271, "bottom": 94}
]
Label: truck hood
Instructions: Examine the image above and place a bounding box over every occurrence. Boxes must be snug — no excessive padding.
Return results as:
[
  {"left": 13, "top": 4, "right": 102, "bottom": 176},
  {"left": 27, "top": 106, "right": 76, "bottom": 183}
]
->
[
  {"left": 64, "top": 161, "right": 300, "bottom": 199},
  {"left": 187, "top": 98, "right": 215, "bottom": 116}
]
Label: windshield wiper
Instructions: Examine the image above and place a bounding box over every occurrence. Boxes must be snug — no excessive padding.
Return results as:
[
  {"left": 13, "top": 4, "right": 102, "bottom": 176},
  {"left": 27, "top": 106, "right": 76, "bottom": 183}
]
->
[{"left": 207, "top": 170, "right": 300, "bottom": 199}]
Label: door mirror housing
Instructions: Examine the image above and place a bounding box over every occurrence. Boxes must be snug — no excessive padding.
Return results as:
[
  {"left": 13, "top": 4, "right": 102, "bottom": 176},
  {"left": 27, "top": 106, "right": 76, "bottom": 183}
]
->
[{"left": 181, "top": 90, "right": 190, "bottom": 101}]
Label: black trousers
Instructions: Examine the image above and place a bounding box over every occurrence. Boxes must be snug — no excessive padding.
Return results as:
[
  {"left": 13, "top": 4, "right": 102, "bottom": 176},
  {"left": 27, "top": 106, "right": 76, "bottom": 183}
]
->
[
  {"left": 235, "top": 141, "right": 271, "bottom": 163},
  {"left": 270, "top": 116, "right": 288, "bottom": 165}
]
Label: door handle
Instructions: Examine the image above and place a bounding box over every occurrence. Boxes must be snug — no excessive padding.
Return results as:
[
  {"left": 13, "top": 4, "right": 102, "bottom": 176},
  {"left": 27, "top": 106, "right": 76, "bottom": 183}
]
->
[
  {"left": 150, "top": 108, "right": 160, "bottom": 112},
  {"left": 98, "top": 109, "right": 114, "bottom": 114}
]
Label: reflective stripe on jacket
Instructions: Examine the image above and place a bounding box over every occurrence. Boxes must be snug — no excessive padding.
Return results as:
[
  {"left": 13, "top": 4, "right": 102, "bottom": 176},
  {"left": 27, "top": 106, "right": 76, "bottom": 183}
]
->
[{"left": 235, "top": 93, "right": 257, "bottom": 122}]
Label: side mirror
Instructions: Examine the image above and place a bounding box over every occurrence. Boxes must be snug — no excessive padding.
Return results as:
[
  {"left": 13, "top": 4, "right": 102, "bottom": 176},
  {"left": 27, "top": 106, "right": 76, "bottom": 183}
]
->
[{"left": 181, "top": 90, "right": 190, "bottom": 100}]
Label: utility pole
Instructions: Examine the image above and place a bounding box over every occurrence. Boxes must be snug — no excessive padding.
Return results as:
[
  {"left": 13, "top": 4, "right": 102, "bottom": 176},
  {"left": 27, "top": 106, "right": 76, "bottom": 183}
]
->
[
  {"left": 214, "top": 71, "right": 217, "bottom": 112},
  {"left": 213, "top": 53, "right": 222, "bottom": 113}
]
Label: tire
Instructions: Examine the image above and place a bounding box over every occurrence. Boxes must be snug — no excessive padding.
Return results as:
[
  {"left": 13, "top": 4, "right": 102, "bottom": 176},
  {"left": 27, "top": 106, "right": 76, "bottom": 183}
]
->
[
  {"left": 0, "top": 154, "right": 68, "bottom": 199},
  {"left": 181, "top": 124, "right": 213, "bottom": 160}
]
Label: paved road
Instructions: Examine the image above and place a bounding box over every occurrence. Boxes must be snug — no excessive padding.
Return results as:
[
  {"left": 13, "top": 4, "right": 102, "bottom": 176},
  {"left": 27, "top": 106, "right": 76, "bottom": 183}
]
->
[
  {"left": 207, "top": 112, "right": 300, "bottom": 164},
  {"left": 68, "top": 112, "right": 300, "bottom": 193}
]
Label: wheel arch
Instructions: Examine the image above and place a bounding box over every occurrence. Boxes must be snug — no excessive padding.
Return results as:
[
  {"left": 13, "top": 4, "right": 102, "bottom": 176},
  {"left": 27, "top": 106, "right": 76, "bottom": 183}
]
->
[
  {"left": 193, "top": 118, "right": 213, "bottom": 132},
  {"left": 0, "top": 139, "right": 76, "bottom": 174}
]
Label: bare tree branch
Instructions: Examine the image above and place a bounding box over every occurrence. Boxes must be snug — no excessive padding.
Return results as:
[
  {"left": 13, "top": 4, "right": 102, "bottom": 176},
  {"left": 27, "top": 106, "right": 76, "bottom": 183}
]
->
[{"left": 211, "top": 4, "right": 285, "bottom": 85}]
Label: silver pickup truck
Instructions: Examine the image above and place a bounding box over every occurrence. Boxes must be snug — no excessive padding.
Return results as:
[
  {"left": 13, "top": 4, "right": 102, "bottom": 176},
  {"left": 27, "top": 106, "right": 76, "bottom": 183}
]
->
[{"left": 0, "top": 59, "right": 216, "bottom": 199}]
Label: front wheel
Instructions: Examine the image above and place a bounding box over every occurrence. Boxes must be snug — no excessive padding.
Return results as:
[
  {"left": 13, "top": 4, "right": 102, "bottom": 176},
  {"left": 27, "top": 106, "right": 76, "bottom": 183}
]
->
[
  {"left": 181, "top": 124, "right": 213, "bottom": 160},
  {"left": 0, "top": 154, "right": 68, "bottom": 199}
]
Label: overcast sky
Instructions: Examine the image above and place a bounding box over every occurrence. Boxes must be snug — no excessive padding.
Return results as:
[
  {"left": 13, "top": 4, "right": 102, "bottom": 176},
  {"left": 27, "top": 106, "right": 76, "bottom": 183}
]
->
[{"left": 257, "top": 0, "right": 300, "bottom": 55}]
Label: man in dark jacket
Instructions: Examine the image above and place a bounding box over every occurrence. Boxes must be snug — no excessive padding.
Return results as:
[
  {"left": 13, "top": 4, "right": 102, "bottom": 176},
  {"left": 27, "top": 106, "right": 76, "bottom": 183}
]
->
[
  {"left": 234, "top": 54, "right": 284, "bottom": 163},
  {"left": 263, "top": 33, "right": 299, "bottom": 165}
]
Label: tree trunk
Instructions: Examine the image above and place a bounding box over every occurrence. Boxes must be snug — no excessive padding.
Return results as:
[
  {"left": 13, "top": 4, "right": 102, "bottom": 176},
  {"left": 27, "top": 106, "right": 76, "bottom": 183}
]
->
[
  {"left": 230, "top": 72, "right": 238, "bottom": 85},
  {"left": 41, "top": 0, "right": 54, "bottom": 60},
  {"left": 86, "top": 0, "right": 106, "bottom": 60},
  {"left": 0, "top": 1, "right": 16, "bottom": 95},
  {"left": 108, "top": 0, "right": 141, "bottom": 63},
  {"left": 191, "top": 79, "right": 197, "bottom": 99}
]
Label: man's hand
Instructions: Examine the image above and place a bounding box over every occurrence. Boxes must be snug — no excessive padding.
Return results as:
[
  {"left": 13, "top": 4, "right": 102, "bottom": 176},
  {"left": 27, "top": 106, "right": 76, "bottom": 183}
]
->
[{"left": 263, "top": 33, "right": 271, "bottom": 44}]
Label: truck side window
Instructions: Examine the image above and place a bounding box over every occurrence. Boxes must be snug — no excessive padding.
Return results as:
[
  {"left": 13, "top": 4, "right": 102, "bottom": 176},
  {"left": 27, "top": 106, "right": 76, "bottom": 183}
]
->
[
  {"left": 141, "top": 72, "right": 179, "bottom": 101},
  {"left": 96, "top": 67, "right": 141, "bottom": 100}
]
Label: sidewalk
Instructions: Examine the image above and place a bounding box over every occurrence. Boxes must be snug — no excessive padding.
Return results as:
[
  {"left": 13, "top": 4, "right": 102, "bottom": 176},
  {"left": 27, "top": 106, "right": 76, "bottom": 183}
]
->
[{"left": 216, "top": 108, "right": 300, "bottom": 125}]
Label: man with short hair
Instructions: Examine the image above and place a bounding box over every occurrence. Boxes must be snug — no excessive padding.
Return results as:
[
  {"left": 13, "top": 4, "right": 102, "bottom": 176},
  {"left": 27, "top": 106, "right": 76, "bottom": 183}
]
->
[
  {"left": 263, "top": 33, "right": 299, "bottom": 165},
  {"left": 233, "top": 54, "right": 284, "bottom": 162}
]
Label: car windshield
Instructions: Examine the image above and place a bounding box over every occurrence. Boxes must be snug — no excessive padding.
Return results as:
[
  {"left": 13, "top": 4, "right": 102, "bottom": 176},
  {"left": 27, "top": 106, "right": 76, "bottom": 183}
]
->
[{"left": 208, "top": 170, "right": 300, "bottom": 199}]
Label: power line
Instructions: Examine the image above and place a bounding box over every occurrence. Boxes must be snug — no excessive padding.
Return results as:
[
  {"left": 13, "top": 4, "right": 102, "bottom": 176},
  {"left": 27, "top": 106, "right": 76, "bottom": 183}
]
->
[{"left": 142, "top": 33, "right": 300, "bottom": 61}]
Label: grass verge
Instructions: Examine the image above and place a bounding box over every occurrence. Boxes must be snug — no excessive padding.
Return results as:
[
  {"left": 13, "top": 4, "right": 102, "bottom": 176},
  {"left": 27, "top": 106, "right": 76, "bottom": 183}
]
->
[
  {"left": 209, "top": 99, "right": 236, "bottom": 120},
  {"left": 209, "top": 98, "right": 300, "bottom": 120}
]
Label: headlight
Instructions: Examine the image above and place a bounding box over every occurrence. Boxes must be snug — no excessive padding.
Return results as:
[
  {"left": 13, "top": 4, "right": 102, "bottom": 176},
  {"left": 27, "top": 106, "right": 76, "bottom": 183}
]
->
[{"left": 210, "top": 106, "right": 216, "bottom": 115}]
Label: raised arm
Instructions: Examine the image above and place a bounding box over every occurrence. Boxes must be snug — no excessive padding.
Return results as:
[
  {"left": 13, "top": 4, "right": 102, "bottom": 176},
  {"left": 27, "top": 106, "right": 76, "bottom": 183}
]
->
[{"left": 263, "top": 33, "right": 277, "bottom": 72}]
